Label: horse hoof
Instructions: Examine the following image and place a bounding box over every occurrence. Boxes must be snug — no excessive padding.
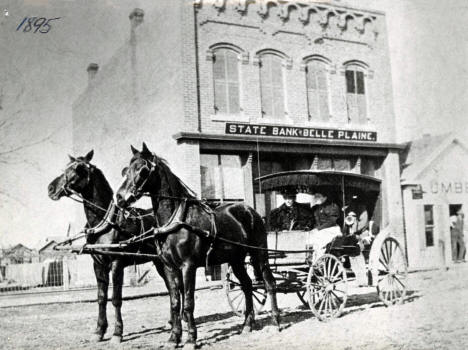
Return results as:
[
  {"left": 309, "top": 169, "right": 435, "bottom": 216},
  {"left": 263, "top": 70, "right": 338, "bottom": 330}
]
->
[
  {"left": 241, "top": 325, "right": 253, "bottom": 334},
  {"left": 91, "top": 333, "right": 104, "bottom": 342},
  {"left": 110, "top": 335, "right": 122, "bottom": 344},
  {"left": 159, "top": 342, "right": 178, "bottom": 350},
  {"left": 184, "top": 342, "right": 197, "bottom": 350}
]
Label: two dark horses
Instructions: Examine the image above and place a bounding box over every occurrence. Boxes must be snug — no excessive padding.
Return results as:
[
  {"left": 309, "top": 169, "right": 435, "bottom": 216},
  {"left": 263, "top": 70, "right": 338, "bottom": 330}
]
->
[
  {"left": 48, "top": 150, "right": 175, "bottom": 343},
  {"left": 49, "top": 145, "right": 280, "bottom": 349}
]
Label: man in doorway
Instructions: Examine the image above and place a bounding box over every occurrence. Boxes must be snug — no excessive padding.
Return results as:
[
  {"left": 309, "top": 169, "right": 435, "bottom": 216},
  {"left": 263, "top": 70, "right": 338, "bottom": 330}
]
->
[
  {"left": 269, "top": 189, "right": 313, "bottom": 231},
  {"left": 450, "top": 208, "right": 466, "bottom": 263},
  {"left": 307, "top": 190, "right": 342, "bottom": 261}
]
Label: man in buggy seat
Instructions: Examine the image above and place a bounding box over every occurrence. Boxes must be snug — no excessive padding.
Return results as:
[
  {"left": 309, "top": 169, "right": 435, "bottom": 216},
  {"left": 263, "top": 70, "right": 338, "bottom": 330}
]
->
[
  {"left": 343, "top": 195, "right": 380, "bottom": 285},
  {"left": 306, "top": 190, "right": 343, "bottom": 263},
  {"left": 269, "top": 188, "right": 314, "bottom": 231}
]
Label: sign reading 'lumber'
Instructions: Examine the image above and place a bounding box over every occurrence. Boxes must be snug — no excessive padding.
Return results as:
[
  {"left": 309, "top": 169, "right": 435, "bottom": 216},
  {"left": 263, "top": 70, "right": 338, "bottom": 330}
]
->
[{"left": 225, "top": 123, "right": 377, "bottom": 142}]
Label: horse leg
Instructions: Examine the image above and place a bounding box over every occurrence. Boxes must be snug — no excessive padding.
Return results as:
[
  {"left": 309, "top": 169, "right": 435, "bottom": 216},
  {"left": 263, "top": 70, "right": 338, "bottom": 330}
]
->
[
  {"left": 181, "top": 263, "right": 197, "bottom": 350},
  {"left": 231, "top": 262, "right": 255, "bottom": 333},
  {"left": 154, "top": 260, "right": 174, "bottom": 330},
  {"left": 110, "top": 260, "right": 125, "bottom": 343},
  {"left": 92, "top": 261, "right": 109, "bottom": 342},
  {"left": 251, "top": 253, "right": 281, "bottom": 329},
  {"left": 164, "top": 265, "right": 183, "bottom": 349}
]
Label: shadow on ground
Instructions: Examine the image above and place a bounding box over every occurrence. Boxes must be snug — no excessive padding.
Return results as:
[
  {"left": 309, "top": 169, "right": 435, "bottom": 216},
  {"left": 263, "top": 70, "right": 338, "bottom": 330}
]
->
[{"left": 123, "top": 290, "right": 421, "bottom": 346}]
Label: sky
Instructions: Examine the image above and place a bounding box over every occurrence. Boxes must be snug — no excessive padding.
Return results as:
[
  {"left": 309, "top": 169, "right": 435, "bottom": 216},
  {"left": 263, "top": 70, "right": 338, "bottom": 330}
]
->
[{"left": 0, "top": 0, "right": 467, "bottom": 247}]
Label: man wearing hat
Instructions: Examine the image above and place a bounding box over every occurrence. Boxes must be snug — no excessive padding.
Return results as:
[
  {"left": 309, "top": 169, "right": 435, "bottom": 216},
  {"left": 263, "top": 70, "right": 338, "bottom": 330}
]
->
[{"left": 269, "top": 188, "right": 314, "bottom": 231}]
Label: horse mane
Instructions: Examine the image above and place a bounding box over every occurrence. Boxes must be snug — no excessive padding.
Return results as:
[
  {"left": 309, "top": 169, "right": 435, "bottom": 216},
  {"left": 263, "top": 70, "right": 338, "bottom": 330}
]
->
[
  {"left": 152, "top": 154, "right": 197, "bottom": 199},
  {"left": 89, "top": 164, "right": 114, "bottom": 199}
]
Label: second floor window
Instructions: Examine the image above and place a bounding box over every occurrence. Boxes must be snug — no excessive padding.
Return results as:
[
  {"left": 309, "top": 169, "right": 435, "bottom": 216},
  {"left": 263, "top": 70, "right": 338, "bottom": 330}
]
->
[
  {"left": 306, "top": 61, "right": 330, "bottom": 122},
  {"left": 213, "top": 49, "right": 240, "bottom": 114},
  {"left": 260, "top": 54, "right": 285, "bottom": 119},
  {"left": 345, "top": 65, "right": 367, "bottom": 124}
]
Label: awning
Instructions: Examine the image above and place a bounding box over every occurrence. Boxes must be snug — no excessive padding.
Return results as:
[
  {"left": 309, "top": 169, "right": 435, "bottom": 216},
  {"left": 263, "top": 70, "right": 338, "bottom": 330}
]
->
[{"left": 256, "top": 170, "right": 381, "bottom": 193}]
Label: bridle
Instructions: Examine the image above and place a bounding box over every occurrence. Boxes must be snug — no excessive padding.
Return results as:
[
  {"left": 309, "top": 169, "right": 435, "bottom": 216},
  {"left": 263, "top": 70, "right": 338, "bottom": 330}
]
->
[
  {"left": 127, "top": 155, "right": 157, "bottom": 199},
  {"left": 61, "top": 160, "right": 93, "bottom": 198}
]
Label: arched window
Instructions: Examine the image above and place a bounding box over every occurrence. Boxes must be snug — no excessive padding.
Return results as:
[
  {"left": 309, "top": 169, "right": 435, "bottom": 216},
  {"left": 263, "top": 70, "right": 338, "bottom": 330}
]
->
[
  {"left": 345, "top": 63, "right": 367, "bottom": 124},
  {"left": 305, "top": 60, "right": 330, "bottom": 122},
  {"left": 212, "top": 48, "right": 240, "bottom": 114},
  {"left": 259, "top": 54, "right": 285, "bottom": 119}
]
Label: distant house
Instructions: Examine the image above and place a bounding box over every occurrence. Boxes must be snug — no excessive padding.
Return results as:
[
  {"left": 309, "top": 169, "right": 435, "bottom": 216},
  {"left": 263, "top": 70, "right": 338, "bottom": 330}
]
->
[
  {"left": 1, "top": 244, "right": 36, "bottom": 265},
  {"left": 37, "top": 237, "right": 74, "bottom": 262},
  {"left": 401, "top": 133, "right": 468, "bottom": 269}
]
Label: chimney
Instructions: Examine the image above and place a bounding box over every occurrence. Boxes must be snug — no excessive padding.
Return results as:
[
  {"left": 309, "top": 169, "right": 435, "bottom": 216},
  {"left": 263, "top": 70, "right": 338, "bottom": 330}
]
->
[
  {"left": 129, "top": 8, "right": 144, "bottom": 29},
  {"left": 87, "top": 63, "right": 99, "bottom": 82}
]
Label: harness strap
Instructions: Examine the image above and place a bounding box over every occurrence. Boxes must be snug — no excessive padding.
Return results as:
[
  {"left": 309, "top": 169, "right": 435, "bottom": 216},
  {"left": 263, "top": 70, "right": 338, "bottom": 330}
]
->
[{"left": 205, "top": 212, "right": 218, "bottom": 270}]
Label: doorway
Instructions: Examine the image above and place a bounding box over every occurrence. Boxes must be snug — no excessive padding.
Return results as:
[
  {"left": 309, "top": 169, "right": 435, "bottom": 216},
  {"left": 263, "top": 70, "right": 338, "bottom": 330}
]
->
[{"left": 449, "top": 204, "right": 463, "bottom": 262}]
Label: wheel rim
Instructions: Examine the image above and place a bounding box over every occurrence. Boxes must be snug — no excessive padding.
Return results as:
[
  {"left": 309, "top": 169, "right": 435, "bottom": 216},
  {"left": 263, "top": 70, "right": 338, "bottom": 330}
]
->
[
  {"left": 306, "top": 254, "right": 348, "bottom": 321},
  {"left": 225, "top": 264, "right": 267, "bottom": 317},
  {"left": 376, "top": 237, "right": 408, "bottom": 306}
]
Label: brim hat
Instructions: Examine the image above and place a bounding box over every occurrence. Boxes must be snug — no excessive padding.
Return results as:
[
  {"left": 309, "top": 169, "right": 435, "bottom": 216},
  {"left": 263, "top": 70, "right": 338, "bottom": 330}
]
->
[{"left": 280, "top": 188, "right": 298, "bottom": 197}]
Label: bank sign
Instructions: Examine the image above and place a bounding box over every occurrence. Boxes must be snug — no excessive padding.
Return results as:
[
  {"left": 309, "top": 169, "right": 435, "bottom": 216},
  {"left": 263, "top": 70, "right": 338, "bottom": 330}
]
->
[{"left": 225, "top": 123, "right": 377, "bottom": 142}]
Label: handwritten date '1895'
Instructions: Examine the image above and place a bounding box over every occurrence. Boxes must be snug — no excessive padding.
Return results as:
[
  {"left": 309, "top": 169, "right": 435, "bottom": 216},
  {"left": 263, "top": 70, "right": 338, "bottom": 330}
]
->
[{"left": 16, "top": 17, "right": 61, "bottom": 34}]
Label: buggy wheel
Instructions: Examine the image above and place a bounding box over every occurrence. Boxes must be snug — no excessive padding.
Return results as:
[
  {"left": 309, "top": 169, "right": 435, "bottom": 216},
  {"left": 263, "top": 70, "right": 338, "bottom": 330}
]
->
[
  {"left": 224, "top": 264, "right": 267, "bottom": 317},
  {"left": 376, "top": 237, "right": 408, "bottom": 306},
  {"left": 306, "top": 254, "right": 348, "bottom": 321}
]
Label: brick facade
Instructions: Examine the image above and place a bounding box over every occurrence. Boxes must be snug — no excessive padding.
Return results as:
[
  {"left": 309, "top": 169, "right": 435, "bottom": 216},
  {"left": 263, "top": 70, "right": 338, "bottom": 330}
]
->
[{"left": 72, "top": 0, "right": 405, "bottom": 244}]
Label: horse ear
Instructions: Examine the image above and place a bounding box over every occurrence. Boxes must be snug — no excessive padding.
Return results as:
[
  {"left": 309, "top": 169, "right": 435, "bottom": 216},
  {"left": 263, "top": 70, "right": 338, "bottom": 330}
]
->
[
  {"left": 121, "top": 166, "right": 128, "bottom": 177},
  {"left": 84, "top": 150, "right": 94, "bottom": 163},
  {"left": 68, "top": 154, "right": 76, "bottom": 163},
  {"left": 141, "top": 142, "right": 150, "bottom": 154},
  {"left": 130, "top": 145, "right": 139, "bottom": 155}
]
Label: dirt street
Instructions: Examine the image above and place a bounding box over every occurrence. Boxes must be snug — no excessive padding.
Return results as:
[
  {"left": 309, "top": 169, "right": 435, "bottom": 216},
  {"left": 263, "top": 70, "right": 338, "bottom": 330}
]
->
[{"left": 1, "top": 265, "right": 467, "bottom": 350}]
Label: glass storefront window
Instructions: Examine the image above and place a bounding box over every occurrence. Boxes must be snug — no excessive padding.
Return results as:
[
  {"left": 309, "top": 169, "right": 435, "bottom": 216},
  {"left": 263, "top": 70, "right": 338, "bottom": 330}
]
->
[{"left": 200, "top": 154, "right": 245, "bottom": 201}]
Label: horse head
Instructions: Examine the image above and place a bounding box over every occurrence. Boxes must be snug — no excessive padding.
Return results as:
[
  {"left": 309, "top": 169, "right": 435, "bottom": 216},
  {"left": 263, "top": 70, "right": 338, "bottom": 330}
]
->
[
  {"left": 116, "top": 142, "right": 196, "bottom": 209},
  {"left": 48, "top": 150, "right": 95, "bottom": 200}
]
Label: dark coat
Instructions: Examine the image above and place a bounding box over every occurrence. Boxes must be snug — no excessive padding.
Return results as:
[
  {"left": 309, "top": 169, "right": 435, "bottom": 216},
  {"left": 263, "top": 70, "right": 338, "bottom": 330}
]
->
[
  {"left": 312, "top": 200, "right": 341, "bottom": 230},
  {"left": 269, "top": 202, "right": 314, "bottom": 231}
]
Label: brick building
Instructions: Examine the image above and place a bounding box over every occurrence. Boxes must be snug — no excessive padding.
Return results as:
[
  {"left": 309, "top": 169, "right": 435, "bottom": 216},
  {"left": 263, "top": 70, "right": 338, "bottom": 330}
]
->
[{"left": 73, "top": 1, "right": 405, "bottom": 244}]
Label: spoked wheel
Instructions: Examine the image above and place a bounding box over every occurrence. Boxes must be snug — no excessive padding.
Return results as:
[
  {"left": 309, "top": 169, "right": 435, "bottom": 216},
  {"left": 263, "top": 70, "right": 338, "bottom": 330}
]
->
[
  {"left": 225, "top": 264, "right": 267, "bottom": 317},
  {"left": 376, "top": 237, "right": 408, "bottom": 306},
  {"left": 306, "top": 254, "right": 348, "bottom": 321}
]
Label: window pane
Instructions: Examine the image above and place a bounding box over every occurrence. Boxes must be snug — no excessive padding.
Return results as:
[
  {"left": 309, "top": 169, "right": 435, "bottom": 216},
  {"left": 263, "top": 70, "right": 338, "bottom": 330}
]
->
[
  {"left": 347, "top": 93, "right": 358, "bottom": 122},
  {"left": 214, "top": 80, "right": 227, "bottom": 113},
  {"left": 424, "top": 205, "right": 434, "bottom": 225},
  {"left": 261, "top": 54, "right": 284, "bottom": 118},
  {"left": 307, "top": 89, "right": 319, "bottom": 120},
  {"left": 226, "top": 51, "right": 239, "bottom": 81},
  {"left": 345, "top": 70, "right": 355, "bottom": 93},
  {"left": 213, "top": 52, "right": 226, "bottom": 80},
  {"left": 200, "top": 154, "right": 221, "bottom": 199},
  {"left": 306, "top": 67, "right": 317, "bottom": 90},
  {"left": 333, "top": 158, "right": 350, "bottom": 171},
  {"left": 213, "top": 49, "right": 240, "bottom": 115},
  {"left": 425, "top": 228, "right": 434, "bottom": 247},
  {"left": 307, "top": 62, "right": 329, "bottom": 121},
  {"left": 221, "top": 155, "right": 244, "bottom": 200},
  {"left": 356, "top": 71, "right": 365, "bottom": 94},
  {"left": 357, "top": 94, "right": 367, "bottom": 123},
  {"left": 319, "top": 89, "right": 329, "bottom": 121},
  {"left": 316, "top": 69, "right": 327, "bottom": 91},
  {"left": 317, "top": 157, "right": 332, "bottom": 170},
  {"left": 227, "top": 82, "right": 240, "bottom": 114},
  {"left": 273, "top": 87, "right": 285, "bottom": 118}
]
